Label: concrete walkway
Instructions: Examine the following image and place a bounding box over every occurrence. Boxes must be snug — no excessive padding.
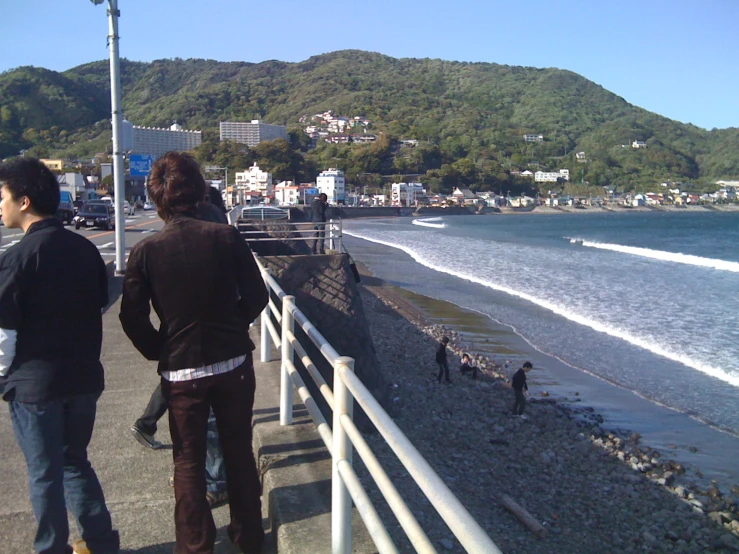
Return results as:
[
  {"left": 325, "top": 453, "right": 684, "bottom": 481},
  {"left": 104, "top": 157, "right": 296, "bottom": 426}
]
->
[
  {"left": 0, "top": 277, "right": 276, "bottom": 553},
  {"left": 1, "top": 275, "right": 377, "bottom": 554}
]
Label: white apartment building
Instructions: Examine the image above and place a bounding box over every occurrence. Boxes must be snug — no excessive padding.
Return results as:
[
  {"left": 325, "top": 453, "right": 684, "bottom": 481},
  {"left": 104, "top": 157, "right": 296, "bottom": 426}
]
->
[
  {"left": 391, "top": 182, "right": 425, "bottom": 206},
  {"left": 235, "top": 164, "right": 273, "bottom": 197},
  {"left": 316, "top": 168, "right": 346, "bottom": 204},
  {"left": 219, "top": 120, "right": 288, "bottom": 147},
  {"left": 523, "top": 134, "right": 544, "bottom": 142},
  {"left": 275, "top": 181, "right": 300, "bottom": 205},
  {"left": 632, "top": 140, "right": 647, "bottom": 149},
  {"left": 124, "top": 122, "right": 202, "bottom": 158},
  {"left": 535, "top": 169, "right": 570, "bottom": 183}
]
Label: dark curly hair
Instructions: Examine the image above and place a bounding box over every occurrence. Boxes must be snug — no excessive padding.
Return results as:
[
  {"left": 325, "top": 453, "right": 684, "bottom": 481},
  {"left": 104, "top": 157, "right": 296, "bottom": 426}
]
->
[
  {"left": 0, "top": 157, "right": 60, "bottom": 216},
  {"left": 146, "top": 151, "right": 205, "bottom": 219}
]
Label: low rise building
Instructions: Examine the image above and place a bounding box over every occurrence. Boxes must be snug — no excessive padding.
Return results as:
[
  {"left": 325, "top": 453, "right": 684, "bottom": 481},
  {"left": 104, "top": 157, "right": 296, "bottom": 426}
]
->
[
  {"left": 235, "top": 164, "right": 273, "bottom": 198},
  {"left": 535, "top": 169, "right": 570, "bottom": 183},
  {"left": 632, "top": 140, "right": 647, "bottom": 149},
  {"left": 316, "top": 168, "right": 346, "bottom": 204},
  {"left": 391, "top": 182, "right": 425, "bottom": 206},
  {"left": 523, "top": 134, "right": 544, "bottom": 142},
  {"left": 274, "top": 181, "right": 300, "bottom": 206}
]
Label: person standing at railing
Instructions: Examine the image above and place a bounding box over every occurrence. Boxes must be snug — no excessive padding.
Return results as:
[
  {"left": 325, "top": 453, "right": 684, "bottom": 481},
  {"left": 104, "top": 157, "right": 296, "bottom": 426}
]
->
[
  {"left": 436, "top": 336, "right": 452, "bottom": 384},
  {"left": 310, "top": 192, "right": 328, "bottom": 254},
  {"left": 119, "top": 152, "right": 268, "bottom": 554}
]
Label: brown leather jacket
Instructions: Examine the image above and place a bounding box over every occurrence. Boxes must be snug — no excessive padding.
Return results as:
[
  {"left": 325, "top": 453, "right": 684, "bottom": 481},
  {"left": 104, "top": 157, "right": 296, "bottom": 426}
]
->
[{"left": 119, "top": 214, "right": 267, "bottom": 373}]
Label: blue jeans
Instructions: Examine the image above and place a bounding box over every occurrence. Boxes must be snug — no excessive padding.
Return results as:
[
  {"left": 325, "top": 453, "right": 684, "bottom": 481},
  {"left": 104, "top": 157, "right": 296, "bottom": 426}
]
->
[
  {"left": 205, "top": 409, "right": 226, "bottom": 494},
  {"left": 9, "top": 392, "right": 119, "bottom": 554}
]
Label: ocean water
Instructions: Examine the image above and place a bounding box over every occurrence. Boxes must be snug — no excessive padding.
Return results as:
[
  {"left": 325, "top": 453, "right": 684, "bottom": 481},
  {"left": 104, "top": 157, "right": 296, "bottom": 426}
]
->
[{"left": 344, "top": 212, "right": 739, "bottom": 436}]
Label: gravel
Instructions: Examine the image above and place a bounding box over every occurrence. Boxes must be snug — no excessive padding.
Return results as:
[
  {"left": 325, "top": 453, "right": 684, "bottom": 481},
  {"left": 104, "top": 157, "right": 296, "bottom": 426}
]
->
[{"left": 352, "top": 281, "right": 739, "bottom": 554}]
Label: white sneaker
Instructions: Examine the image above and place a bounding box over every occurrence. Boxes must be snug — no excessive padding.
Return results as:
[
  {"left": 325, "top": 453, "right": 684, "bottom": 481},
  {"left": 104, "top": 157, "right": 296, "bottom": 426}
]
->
[{"left": 519, "top": 414, "right": 528, "bottom": 420}]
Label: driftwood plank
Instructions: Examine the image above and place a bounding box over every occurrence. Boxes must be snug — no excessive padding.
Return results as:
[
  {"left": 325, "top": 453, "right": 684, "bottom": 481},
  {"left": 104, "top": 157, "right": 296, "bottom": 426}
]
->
[{"left": 500, "top": 494, "right": 548, "bottom": 538}]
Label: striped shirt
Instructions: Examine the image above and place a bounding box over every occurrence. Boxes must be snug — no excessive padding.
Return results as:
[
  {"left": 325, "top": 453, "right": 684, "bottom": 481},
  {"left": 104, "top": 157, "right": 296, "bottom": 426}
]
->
[{"left": 161, "top": 355, "right": 247, "bottom": 382}]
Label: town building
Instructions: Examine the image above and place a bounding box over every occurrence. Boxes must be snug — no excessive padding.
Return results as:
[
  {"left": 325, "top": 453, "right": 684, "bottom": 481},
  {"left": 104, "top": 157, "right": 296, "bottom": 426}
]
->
[
  {"left": 316, "top": 168, "right": 346, "bottom": 204},
  {"left": 535, "top": 169, "right": 570, "bottom": 183},
  {"left": 40, "top": 159, "right": 64, "bottom": 172},
  {"left": 274, "top": 181, "right": 300, "bottom": 206},
  {"left": 523, "top": 134, "right": 544, "bottom": 142},
  {"left": 632, "top": 140, "right": 647, "bottom": 149},
  {"left": 391, "top": 182, "right": 425, "bottom": 206},
  {"left": 235, "top": 164, "right": 273, "bottom": 200},
  {"left": 452, "top": 186, "right": 478, "bottom": 204},
  {"left": 123, "top": 121, "right": 202, "bottom": 159},
  {"left": 219, "top": 120, "right": 287, "bottom": 147}
]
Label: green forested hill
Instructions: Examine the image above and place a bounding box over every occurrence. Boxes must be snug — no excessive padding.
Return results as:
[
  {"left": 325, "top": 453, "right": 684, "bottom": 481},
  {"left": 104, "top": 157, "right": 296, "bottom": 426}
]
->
[{"left": 0, "top": 50, "right": 736, "bottom": 193}]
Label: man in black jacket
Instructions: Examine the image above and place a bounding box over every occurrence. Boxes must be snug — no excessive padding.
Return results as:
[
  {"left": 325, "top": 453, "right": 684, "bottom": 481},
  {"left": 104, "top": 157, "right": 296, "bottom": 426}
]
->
[
  {"left": 511, "top": 361, "right": 533, "bottom": 419},
  {"left": 310, "top": 192, "right": 328, "bottom": 254},
  {"left": 0, "top": 158, "right": 119, "bottom": 554},
  {"left": 436, "top": 336, "right": 452, "bottom": 384}
]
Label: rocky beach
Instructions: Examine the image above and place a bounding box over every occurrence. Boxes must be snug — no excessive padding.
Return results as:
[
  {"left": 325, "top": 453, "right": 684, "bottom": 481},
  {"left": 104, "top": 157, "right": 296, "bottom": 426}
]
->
[{"left": 352, "top": 266, "right": 739, "bottom": 553}]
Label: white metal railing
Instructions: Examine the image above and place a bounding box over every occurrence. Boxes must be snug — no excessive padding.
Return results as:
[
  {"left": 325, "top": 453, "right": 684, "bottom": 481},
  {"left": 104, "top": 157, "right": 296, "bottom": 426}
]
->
[
  {"left": 236, "top": 219, "right": 344, "bottom": 253},
  {"left": 241, "top": 205, "right": 291, "bottom": 220},
  {"left": 255, "top": 257, "right": 502, "bottom": 554}
]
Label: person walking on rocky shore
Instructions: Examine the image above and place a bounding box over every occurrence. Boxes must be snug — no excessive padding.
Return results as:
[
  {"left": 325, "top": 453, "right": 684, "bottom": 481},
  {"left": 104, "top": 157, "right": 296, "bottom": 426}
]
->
[
  {"left": 512, "top": 361, "right": 532, "bottom": 419},
  {"left": 436, "top": 336, "right": 452, "bottom": 383}
]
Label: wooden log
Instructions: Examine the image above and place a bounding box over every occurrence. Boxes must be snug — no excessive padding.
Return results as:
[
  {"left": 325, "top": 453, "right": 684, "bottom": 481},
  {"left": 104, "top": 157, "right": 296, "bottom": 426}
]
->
[{"left": 500, "top": 494, "right": 547, "bottom": 538}]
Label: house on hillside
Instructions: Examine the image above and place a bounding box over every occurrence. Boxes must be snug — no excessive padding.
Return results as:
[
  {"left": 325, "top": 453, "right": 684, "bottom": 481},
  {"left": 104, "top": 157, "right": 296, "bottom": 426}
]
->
[
  {"left": 523, "top": 134, "right": 544, "bottom": 142},
  {"left": 576, "top": 151, "right": 587, "bottom": 163},
  {"left": 452, "top": 186, "right": 478, "bottom": 205},
  {"left": 631, "top": 140, "right": 647, "bottom": 149}
]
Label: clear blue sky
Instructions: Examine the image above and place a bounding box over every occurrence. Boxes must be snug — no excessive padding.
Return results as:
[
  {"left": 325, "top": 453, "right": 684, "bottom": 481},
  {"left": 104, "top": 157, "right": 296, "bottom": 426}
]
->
[{"left": 1, "top": 0, "right": 736, "bottom": 130}]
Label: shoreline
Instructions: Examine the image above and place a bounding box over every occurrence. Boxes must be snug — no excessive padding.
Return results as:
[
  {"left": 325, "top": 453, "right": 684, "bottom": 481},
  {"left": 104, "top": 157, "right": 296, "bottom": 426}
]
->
[
  {"left": 412, "top": 204, "right": 739, "bottom": 216},
  {"left": 354, "top": 260, "right": 739, "bottom": 552}
]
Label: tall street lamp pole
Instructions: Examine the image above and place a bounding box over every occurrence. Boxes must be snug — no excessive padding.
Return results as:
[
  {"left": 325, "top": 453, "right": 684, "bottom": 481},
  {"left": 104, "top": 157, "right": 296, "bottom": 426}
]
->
[{"left": 91, "top": 0, "right": 126, "bottom": 273}]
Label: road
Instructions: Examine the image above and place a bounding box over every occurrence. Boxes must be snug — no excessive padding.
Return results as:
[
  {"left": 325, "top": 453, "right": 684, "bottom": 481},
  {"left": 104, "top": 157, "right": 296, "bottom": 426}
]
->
[{"left": 0, "top": 210, "right": 165, "bottom": 260}]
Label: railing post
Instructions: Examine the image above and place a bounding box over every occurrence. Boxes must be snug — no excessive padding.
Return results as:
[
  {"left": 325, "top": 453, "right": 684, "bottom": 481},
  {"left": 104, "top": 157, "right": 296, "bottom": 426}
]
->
[
  {"left": 328, "top": 218, "right": 335, "bottom": 252},
  {"left": 280, "top": 295, "right": 295, "bottom": 426},
  {"left": 338, "top": 219, "right": 343, "bottom": 252},
  {"left": 260, "top": 268, "right": 272, "bottom": 363},
  {"left": 332, "top": 356, "right": 355, "bottom": 554}
]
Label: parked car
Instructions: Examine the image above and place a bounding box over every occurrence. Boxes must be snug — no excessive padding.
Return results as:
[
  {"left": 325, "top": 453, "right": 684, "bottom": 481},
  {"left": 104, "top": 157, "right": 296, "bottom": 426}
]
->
[
  {"left": 143, "top": 201, "right": 155, "bottom": 211},
  {"left": 122, "top": 200, "right": 135, "bottom": 216},
  {"left": 56, "top": 191, "right": 75, "bottom": 225},
  {"left": 73, "top": 203, "right": 115, "bottom": 231}
]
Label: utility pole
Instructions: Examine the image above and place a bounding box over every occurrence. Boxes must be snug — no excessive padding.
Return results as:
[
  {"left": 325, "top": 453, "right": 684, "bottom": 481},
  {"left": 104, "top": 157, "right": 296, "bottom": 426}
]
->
[{"left": 91, "top": 0, "right": 126, "bottom": 273}]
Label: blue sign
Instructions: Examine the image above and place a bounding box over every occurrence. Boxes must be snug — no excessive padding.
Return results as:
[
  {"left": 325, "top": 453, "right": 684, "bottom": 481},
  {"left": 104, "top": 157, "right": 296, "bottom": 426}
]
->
[
  {"left": 304, "top": 188, "right": 318, "bottom": 195},
  {"left": 129, "top": 154, "right": 155, "bottom": 177}
]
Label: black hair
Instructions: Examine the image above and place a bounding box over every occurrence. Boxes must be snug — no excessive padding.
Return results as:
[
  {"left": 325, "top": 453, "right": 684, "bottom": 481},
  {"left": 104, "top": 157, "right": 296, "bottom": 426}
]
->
[
  {"left": 0, "top": 157, "right": 60, "bottom": 216},
  {"left": 147, "top": 151, "right": 205, "bottom": 219},
  {"left": 523, "top": 361, "right": 533, "bottom": 369},
  {"left": 207, "top": 185, "right": 226, "bottom": 213}
]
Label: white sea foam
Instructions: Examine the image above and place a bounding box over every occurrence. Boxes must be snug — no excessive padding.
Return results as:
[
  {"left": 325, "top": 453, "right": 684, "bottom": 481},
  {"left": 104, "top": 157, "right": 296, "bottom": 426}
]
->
[
  {"left": 569, "top": 238, "right": 739, "bottom": 273},
  {"left": 412, "top": 217, "right": 446, "bottom": 229},
  {"left": 346, "top": 229, "right": 739, "bottom": 388}
]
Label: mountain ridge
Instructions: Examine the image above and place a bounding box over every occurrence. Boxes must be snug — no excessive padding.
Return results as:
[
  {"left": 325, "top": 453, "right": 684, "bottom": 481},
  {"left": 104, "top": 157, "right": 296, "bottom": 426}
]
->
[{"left": 0, "top": 50, "right": 737, "bottom": 191}]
